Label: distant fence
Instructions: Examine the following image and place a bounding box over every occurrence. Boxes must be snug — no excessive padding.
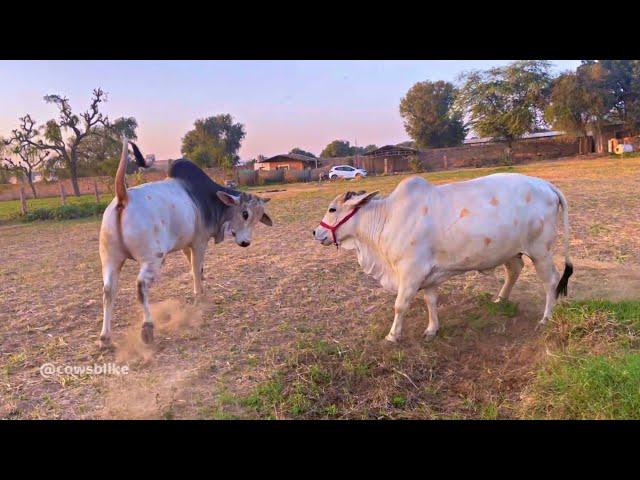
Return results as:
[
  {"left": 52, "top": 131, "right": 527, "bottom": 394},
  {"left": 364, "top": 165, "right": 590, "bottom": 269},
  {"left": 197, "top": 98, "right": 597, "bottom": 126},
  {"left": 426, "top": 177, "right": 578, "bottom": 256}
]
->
[{"left": 0, "top": 136, "right": 585, "bottom": 201}]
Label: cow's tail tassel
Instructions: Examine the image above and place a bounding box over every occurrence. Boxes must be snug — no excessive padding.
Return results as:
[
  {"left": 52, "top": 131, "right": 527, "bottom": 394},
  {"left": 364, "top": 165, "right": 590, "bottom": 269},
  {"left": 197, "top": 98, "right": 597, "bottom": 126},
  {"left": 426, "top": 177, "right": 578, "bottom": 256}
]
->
[
  {"left": 552, "top": 183, "right": 573, "bottom": 299},
  {"left": 129, "top": 141, "right": 148, "bottom": 168}
]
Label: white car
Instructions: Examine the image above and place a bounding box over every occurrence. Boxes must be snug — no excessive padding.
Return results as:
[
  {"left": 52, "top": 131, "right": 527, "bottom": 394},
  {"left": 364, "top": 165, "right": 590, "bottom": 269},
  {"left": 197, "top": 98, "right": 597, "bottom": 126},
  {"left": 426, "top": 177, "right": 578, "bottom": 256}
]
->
[{"left": 328, "top": 165, "right": 368, "bottom": 180}]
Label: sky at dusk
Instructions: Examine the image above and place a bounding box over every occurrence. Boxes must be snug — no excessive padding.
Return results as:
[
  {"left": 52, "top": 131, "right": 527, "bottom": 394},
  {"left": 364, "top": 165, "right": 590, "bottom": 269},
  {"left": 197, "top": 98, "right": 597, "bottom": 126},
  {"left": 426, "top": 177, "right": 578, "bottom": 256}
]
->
[{"left": 0, "top": 60, "right": 581, "bottom": 161}]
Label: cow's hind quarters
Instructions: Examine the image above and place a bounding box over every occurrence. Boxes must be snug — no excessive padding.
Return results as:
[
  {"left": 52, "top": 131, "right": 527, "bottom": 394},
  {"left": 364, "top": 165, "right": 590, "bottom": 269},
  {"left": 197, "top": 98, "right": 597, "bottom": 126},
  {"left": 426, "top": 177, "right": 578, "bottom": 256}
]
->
[
  {"left": 141, "top": 323, "right": 154, "bottom": 344},
  {"left": 555, "top": 261, "right": 574, "bottom": 299}
]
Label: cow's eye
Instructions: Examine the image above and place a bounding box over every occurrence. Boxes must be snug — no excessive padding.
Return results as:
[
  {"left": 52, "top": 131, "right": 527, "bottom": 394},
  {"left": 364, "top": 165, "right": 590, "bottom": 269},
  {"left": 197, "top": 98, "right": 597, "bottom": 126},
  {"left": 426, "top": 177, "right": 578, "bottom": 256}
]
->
[
  {"left": 242, "top": 211, "right": 249, "bottom": 220},
  {"left": 329, "top": 208, "right": 336, "bottom": 213}
]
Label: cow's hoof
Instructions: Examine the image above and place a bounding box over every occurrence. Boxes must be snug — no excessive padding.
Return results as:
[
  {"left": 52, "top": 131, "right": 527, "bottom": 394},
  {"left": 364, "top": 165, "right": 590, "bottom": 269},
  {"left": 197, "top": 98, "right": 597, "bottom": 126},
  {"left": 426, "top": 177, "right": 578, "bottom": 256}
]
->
[
  {"left": 141, "top": 323, "right": 154, "bottom": 344},
  {"left": 385, "top": 333, "right": 400, "bottom": 343},
  {"left": 99, "top": 336, "right": 114, "bottom": 350},
  {"left": 535, "top": 318, "right": 550, "bottom": 331},
  {"left": 493, "top": 296, "right": 505, "bottom": 304},
  {"left": 423, "top": 330, "right": 438, "bottom": 341}
]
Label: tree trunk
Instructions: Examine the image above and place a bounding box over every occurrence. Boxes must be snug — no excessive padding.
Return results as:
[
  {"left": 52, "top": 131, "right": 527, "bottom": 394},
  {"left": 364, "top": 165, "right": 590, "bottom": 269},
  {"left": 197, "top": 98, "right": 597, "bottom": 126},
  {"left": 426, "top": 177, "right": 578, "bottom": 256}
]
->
[
  {"left": 69, "top": 154, "right": 81, "bottom": 196},
  {"left": 504, "top": 141, "right": 513, "bottom": 165},
  {"left": 28, "top": 178, "right": 37, "bottom": 199}
]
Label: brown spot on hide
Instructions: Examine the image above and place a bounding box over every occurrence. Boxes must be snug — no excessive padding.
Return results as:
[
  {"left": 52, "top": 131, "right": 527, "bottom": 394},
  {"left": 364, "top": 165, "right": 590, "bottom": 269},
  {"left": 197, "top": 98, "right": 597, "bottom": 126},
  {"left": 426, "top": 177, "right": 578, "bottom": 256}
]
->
[
  {"left": 484, "top": 237, "right": 492, "bottom": 246},
  {"left": 422, "top": 206, "right": 429, "bottom": 215},
  {"left": 525, "top": 191, "right": 532, "bottom": 203},
  {"left": 460, "top": 208, "right": 470, "bottom": 218},
  {"left": 490, "top": 196, "right": 499, "bottom": 206},
  {"left": 146, "top": 195, "right": 152, "bottom": 200}
]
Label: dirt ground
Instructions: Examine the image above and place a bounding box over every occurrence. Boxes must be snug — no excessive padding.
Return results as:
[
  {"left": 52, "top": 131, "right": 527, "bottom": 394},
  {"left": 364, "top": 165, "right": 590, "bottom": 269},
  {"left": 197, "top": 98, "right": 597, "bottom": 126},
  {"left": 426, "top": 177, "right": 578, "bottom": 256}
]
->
[{"left": 1, "top": 155, "right": 639, "bottom": 419}]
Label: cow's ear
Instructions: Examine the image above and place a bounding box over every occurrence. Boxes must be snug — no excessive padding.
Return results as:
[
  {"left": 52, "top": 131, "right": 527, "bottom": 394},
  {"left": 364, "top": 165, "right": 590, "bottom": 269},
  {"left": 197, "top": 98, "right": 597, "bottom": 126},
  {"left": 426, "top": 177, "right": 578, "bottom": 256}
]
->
[
  {"left": 345, "top": 190, "right": 379, "bottom": 207},
  {"left": 260, "top": 213, "right": 273, "bottom": 226},
  {"left": 217, "top": 191, "right": 241, "bottom": 206}
]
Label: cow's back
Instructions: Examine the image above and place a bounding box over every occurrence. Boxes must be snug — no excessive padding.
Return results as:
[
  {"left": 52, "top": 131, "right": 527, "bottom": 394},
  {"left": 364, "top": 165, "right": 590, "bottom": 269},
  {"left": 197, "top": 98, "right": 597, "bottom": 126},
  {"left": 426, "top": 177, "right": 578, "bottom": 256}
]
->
[{"left": 428, "top": 173, "right": 559, "bottom": 269}]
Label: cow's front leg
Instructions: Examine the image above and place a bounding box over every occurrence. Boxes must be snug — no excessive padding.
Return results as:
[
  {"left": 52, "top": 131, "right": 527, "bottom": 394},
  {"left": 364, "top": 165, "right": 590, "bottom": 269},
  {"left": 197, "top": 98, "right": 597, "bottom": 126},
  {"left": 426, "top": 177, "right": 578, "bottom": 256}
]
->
[
  {"left": 386, "top": 281, "right": 419, "bottom": 343},
  {"left": 137, "top": 259, "right": 162, "bottom": 344},
  {"left": 422, "top": 287, "right": 439, "bottom": 340},
  {"left": 189, "top": 242, "right": 207, "bottom": 296}
]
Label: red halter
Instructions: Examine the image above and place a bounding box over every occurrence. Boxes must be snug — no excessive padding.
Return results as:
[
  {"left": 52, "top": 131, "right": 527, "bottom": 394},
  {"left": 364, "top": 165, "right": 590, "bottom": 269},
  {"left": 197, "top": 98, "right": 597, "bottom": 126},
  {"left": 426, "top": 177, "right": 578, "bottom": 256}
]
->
[{"left": 320, "top": 207, "right": 361, "bottom": 248}]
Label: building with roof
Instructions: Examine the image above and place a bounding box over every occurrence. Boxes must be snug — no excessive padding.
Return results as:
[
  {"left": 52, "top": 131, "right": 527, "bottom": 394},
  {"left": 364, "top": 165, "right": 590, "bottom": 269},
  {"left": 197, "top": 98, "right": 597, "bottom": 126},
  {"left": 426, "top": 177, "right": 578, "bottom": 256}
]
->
[
  {"left": 357, "top": 144, "right": 419, "bottom": 173},
  {"left": 254, "top": 153, "right": 318, "bottom": 171}
]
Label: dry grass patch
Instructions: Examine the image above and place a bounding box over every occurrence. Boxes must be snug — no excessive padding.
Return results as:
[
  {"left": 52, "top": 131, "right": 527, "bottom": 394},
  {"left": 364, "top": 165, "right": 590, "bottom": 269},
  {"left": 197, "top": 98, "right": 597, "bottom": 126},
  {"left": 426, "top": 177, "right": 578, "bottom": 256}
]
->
[{"left": 1, "top": 155, "right": 639, "bottom": 419}]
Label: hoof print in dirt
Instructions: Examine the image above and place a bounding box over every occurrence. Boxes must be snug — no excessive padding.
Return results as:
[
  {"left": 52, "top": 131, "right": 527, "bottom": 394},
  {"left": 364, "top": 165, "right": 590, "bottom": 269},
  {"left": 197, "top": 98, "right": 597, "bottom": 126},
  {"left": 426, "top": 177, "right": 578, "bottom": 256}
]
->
[{"left": 141, "top": 324, "right": 154, "bottom": 344}]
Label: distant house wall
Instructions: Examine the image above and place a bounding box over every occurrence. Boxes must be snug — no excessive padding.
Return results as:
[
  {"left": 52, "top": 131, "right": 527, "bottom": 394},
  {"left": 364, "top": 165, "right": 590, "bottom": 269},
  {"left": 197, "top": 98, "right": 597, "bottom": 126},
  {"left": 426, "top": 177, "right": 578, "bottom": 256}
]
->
[{"left": 255, "top": 160, "right": 308, "bottom": 171}]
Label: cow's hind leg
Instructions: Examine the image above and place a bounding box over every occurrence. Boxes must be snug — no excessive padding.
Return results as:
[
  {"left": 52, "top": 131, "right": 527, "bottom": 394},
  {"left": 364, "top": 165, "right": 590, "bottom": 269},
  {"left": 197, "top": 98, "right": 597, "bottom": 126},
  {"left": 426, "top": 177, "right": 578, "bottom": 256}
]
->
[
  {"left": 422, "top": 287, "right": 439, "bottom": 340},
  {"left": 137, "top": 259, "right": 162, "bottom": 344},
  {"left": 100, "top": 258, "right": 124, "bottom": 348},
  {"left": 495, "top": 254, "right": 524, "bottom": 303},
  {"left": 531, "top": 253, "right": 560, "bottom": 328}
]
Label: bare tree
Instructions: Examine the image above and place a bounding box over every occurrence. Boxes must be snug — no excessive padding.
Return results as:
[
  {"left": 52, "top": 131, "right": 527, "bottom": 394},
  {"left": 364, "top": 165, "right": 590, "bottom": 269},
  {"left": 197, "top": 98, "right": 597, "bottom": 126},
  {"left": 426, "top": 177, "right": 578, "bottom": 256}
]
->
[
  {"left": 1, "top": 138, "right": 50, "bottom": 198},
  {"left": 11, "top": 88, "right": 110, "bottom": 196}
]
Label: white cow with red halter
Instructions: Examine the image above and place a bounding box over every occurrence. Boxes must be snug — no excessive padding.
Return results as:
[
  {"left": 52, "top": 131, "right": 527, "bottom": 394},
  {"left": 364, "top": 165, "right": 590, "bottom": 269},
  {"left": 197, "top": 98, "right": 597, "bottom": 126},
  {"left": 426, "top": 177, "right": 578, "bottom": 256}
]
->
[{"left": 313, "top": 174, "right": 573, "bottom": 342}]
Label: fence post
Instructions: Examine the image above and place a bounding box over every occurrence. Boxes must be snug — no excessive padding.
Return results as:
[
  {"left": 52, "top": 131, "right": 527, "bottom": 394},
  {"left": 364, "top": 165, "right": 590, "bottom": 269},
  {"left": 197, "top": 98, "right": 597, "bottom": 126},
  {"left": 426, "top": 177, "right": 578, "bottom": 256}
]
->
[
  {"left": 59, "top": 183, "right": 67, "bottom": 206},
  {"left": 443, "top": 155, "right": 448, "bottom": 170},
  {"left": 19, "top": 187, "right": 27, "bottom": 215},
  {"left": 94, "top": 180, "right": 100, "bottom": 202}
]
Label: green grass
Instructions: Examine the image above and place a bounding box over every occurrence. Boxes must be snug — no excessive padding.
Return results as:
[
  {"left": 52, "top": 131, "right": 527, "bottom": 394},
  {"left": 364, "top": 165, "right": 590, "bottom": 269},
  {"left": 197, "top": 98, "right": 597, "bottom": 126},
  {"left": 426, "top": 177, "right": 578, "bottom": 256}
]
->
[
  {"left": 527, "top": 300, "right": 640, "bottom": 419},
  {"left": 0, "top": 193, "right": 112, "bottom": 222}
]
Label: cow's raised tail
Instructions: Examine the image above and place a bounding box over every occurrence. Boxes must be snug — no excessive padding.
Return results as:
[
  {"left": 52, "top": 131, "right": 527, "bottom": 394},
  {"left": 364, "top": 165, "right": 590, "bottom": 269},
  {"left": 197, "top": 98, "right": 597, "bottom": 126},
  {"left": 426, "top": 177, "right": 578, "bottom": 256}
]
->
[
  {"left": 115, "top": 136, "right": 129, "bottom": 207},
  {"left": 550, "top": 184, "right": 573, "bottom": 298}
]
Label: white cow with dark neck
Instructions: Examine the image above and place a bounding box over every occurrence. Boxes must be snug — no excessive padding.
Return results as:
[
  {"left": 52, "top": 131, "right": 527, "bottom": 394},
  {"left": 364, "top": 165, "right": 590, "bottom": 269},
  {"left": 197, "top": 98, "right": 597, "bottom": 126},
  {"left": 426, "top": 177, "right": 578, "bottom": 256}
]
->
[
  {"left": 98, "top": 138, "right": 273, "bottom": 348},
  {"left": 313, "top": 174, "right": 573, "bottom": 342}
]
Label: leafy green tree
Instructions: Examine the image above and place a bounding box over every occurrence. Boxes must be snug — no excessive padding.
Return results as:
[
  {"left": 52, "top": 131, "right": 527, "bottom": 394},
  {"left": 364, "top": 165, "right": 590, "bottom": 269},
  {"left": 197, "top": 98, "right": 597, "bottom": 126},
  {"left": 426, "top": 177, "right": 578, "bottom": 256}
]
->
[
  {"left": 181, "top": 114, "right": 246, "bottom": 168},
  {"left": 320, "top": 140, "right": 373, "bottom": 157},
  {"left": 363, "top": 144, "right": 378, "bottom": 153},
  {"left": 1, "top": 137, "right": 50, "bottom": 198},
  {"left": 456, "top": 60, "right": 552, "bottom": 160},
  {"left": 545, "top": 64, "right": 613, "bottom": 151},
  {"left": 10, "top": 88, "right": 110, "bottom": 196},
  {"left": 400, "top": 80, "right": 466, "bottom": 148},
  {"left": 289, "top": 147, "right": 316, "bottom": 158},
  {"left": 320, "top": 140, "right": 353, "bottom": 158},
  {"left": 598, "top": 60, "right": 640, "bottom": 133},
  {"left": 76, "top": 117, "right": 139, "bottom": 176}
]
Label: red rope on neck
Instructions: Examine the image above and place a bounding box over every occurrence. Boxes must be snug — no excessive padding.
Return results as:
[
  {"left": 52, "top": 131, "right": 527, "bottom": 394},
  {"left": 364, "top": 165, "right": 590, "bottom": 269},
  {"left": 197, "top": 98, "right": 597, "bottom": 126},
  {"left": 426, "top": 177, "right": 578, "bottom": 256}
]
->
[{"left": 319, "top": 206, "right": 360, "bottom": 248}]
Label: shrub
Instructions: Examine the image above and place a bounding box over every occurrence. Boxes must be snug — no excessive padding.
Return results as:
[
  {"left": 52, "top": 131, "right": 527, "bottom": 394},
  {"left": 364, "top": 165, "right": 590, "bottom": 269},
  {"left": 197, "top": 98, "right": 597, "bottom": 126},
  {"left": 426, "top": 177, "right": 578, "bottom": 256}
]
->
[
  {"left": 408, "top": 155, "right": 425, "bottom": 173},
  {"left": 18, "top": 201, "right": 109, "bottom": 222}
]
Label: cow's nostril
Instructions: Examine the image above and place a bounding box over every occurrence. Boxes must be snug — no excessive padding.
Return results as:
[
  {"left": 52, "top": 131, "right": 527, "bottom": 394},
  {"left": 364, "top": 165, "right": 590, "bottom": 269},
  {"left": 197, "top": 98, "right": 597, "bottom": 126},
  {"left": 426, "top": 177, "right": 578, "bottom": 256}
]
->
[
  {"left": 240, "top": 241, "right": 250, "bottom": 247},
  {"left": 313, "top": 230, "right": 316, "bottom": 236},
  {"left": 232, "top": 231, "right": 236, "bottom": 237}
]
